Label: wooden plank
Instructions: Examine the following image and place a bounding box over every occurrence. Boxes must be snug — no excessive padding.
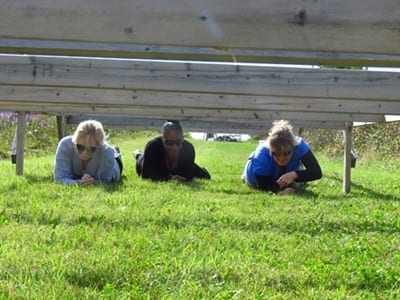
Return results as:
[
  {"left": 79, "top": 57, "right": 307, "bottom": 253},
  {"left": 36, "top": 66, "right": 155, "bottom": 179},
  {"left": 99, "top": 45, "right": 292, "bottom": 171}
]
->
[
  {"left": 2, "top": 39, "right": 400, "bottom": 67},
  {"left": 1, "top": 55, "right": 400, "bottom": 110},
  {"left": 0, "top": 84, "right": 399, "bottom": 116},
  {"left": 1, "top": 1, "right": 400, "bottom": 65},
  {"left": 0, "top": 100, "right": 386, "bottom": 123},
  {"left": 67, "top": 115, "right": 348, "bottom": 133}
]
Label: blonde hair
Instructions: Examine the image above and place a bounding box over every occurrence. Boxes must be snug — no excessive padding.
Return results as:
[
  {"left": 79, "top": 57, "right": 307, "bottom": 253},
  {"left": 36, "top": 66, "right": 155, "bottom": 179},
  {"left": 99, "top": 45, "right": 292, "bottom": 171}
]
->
[
  {"left": 266, "top": 120, "right": 298, "bottom": 153},
  {"left": 72, "top": 120, "right": 106, "bottom": 146}
]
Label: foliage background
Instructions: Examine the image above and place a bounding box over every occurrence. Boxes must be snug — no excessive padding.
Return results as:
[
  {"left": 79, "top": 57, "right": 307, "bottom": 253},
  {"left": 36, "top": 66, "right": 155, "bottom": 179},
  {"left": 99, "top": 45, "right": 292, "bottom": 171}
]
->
[{"left": 1, "top": 113, "right": 399, "bottom": 160}]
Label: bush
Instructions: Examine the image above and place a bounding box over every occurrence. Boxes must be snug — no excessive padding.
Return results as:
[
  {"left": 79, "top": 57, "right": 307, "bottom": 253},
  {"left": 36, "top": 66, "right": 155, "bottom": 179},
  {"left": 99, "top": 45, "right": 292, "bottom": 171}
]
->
[
  {"left": 0, "top": 113, "right": 59, "bottom": 158},
  {"left": 300, "top": 121, "right": 400, "bottom": 159},
  {"left": 1, "top": 113, "right": 399, "bottom": 160}
]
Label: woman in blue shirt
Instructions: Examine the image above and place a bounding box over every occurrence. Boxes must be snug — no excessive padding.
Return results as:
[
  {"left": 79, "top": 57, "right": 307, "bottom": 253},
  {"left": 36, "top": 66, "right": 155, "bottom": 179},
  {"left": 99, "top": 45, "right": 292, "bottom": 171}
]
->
[
  {"left": 242, "top": 120, "right": 322, "bottom": 194},
  {"left": 54, "top": 120, "right": 122, "bottom": 185}
]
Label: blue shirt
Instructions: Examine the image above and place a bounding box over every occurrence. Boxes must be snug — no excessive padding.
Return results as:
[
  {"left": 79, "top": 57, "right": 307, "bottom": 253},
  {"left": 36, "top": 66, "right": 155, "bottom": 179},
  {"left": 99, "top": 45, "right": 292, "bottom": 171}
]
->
[
  {"left": 243, "top": 137, "right": 310, "bottom": 188},
  {"left": 53, "top": 136, "right": 121, "bottom": 185}
]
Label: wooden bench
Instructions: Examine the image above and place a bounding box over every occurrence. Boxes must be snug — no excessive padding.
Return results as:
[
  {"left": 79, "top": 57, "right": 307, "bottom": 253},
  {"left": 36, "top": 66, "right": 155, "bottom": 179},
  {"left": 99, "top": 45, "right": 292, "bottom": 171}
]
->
[{"left": 1, "top": 0, "right": 400, "bottom": 192}]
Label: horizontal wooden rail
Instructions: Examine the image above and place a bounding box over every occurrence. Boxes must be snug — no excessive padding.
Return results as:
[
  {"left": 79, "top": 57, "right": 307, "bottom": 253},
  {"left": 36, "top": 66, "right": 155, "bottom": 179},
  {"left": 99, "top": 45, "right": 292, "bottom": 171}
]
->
[
  {"left": 0, "top": 55, "right": 399, "bottom": 126},
  {"left": 2, "top": 55, "right": 400, "bottom": 103},
  {"left": 67, "top": 115, "right": 349, "bottom": 133}
]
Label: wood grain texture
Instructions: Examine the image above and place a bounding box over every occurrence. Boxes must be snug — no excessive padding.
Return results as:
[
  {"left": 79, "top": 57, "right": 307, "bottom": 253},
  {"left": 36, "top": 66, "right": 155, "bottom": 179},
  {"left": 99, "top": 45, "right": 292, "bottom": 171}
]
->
[
  {"left": 0, "top": 56, "right": 399, "bottom": 123},
  {"left": 1, "top": 1, "right": 400, "bottom": 64}
]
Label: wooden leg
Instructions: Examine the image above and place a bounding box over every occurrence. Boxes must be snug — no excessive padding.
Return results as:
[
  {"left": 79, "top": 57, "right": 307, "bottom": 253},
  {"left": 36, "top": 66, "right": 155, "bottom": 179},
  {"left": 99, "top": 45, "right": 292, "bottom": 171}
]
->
[
  {"left": 56, "top": 115, "right": 68, "bottom": 140},
  {"left": 343, "top": 122, "right": 353, "bottom": 193},
  {"left": 16, "top": 112, "right": 26, "bottom": 175}
]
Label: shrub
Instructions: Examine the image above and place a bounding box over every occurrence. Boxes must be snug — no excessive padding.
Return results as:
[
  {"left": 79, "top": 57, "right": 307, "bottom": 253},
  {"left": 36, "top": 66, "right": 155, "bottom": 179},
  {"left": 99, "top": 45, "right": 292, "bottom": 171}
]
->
[
  {"left": 1, "top": 113, "right": 399, "bottom": 160},
  {"left": 300, "top": 121, "right": 400, "bottom": 159},
  {"left": 0, "top": 113, "right": 59, "bottom": 158}
]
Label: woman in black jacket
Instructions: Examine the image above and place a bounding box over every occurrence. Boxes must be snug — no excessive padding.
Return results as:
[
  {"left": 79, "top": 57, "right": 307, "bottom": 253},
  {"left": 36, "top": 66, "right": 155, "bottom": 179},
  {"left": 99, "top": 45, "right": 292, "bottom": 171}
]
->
[{"left": 134, "top": 121, "right": 210, "bottom": 181}]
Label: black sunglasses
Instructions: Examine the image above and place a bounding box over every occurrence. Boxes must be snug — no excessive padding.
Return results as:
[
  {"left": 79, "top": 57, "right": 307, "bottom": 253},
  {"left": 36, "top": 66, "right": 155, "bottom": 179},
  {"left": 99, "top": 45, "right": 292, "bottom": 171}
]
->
[
  {"left": 164, "top": 139, "right": 184, "bottom": 146},
  {"left": 271, "top": 150, "right": 292, "bottom": 157},
  {"left": 76, "top": 144, "right": 98, "bottom": 153}
]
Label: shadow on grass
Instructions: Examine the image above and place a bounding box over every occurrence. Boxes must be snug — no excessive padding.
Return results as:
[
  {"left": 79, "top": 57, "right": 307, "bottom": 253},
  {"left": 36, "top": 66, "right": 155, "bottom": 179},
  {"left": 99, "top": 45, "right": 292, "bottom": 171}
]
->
[
  {"left": 0, "top": 173, "right": 128, "bottom": 196},
  {"left": 100, "top": 175, "right": 212, "bottom": 193},
  {"left": 24, "top": 174, "right": 54, "bottom": 184},
  {"left": 323, "top": 174, "right": 399, "bottom": 202},
  {"left": 136, "top": 211, "right": 400, "bottom": 236},
  {"left": 22, "top": 173, "right": 125, "bottom": 194}
]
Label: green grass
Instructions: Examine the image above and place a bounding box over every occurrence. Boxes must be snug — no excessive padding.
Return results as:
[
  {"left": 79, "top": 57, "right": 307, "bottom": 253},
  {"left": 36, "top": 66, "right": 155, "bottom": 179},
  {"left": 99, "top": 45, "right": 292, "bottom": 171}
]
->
[{"left": 1, "top": 135, "right": 399, "bottom": 299}]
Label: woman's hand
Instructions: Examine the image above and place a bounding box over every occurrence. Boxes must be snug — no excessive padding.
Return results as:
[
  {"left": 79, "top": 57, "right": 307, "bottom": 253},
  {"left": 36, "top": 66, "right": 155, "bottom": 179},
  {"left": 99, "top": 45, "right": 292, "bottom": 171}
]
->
[
  {"left": 276, "top": 171, "right": 298, "bottom": 188},
  {"left": 170, "top": 174, "right": 186, "bottom": 181},
  {"left": 81, "top": 173, "right": 96, "bottom": 185},
  {"left": 279, "top": 187, "right": 296, "bottom": 195}
]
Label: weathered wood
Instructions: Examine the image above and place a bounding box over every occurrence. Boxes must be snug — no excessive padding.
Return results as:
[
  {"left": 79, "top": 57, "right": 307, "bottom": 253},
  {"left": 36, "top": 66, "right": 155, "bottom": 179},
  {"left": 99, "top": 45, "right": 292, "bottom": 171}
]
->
[
  {"left": 1, "top": 1, "right": 400, "bottom": 65},
  {"left": 16, "top": 112, "right": 26, "bottom": 175},
  {"left": 1, "top": 55, "right": 400, "bottom": 105},
  {"left": 0, "top": 55, "right": 400, "bottom": 124},
  {"left": 0, "top": 84, "right": 398, "bottom": 116},
  {"left": 67, "top": 115, "right": 349, "bottom": 133},
  {"left": 343, "top": 123, "right": 353, "bottom": 193},
  {"left": 0, "top": 100, "right": 386, "bottom": 123},
  {"left": 2, "top": 39, "right": 400, "bottom": 67},
  {"left": 56, "top": 115, "right": 68, "bottom": 139}
]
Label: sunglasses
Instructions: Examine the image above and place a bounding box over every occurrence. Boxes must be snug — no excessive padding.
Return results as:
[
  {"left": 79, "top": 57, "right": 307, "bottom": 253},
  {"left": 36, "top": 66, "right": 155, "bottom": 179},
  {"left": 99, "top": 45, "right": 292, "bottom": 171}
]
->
[
  {"left": 271, "top": 150, "right": 292, "bottom": 157},
  {"left": 76, "top": 144, "right": 98, "bottom": 153},
  {"left": 164, "top": 139, "right": 184, "bottom": 146}
]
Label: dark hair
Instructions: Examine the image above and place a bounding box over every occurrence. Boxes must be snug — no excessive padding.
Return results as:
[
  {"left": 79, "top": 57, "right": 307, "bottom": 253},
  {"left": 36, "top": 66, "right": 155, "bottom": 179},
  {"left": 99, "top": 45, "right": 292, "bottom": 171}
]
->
[{"left": 162, "top": 120, "right": 183, "bottom": 136}]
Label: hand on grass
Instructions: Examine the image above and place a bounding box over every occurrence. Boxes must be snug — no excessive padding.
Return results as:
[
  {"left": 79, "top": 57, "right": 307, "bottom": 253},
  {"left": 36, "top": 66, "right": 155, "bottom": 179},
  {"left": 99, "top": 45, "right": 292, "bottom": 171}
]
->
[
  {"left": 170, "top": 175, "right": 186, "bottom": 181},
  {"left": 277, "top": 171, "right": 298, "bottom": 188},
  {"left": 81, "top": 173, "right": 95, "bottom": 185},
  {"left": 279, "top": 187, "right": 296, "bottom": 195}
]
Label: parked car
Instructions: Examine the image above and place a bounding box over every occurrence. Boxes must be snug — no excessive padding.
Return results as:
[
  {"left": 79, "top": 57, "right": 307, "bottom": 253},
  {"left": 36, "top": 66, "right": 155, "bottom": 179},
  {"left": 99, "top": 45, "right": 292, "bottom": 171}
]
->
[{"left": 215, "top": 134, "right": 240, "bottom": 142}]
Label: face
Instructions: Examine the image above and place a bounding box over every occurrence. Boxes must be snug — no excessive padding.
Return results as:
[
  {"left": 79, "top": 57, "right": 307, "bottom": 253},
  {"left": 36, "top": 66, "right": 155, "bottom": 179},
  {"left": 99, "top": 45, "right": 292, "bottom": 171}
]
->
[
  {"left": 162, "top": 130, "right": 183, "bottom": 155},
  {"left": 75, "top": 135, "right": 99, "bottom": 160},
  {"left": 271, "top": 149, "right": 292, "bottom": 167}
]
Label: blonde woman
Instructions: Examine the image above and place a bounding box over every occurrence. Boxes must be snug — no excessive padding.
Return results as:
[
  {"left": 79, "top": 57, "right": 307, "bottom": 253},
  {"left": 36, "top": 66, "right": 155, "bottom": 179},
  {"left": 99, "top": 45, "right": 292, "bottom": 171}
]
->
[
  {"left": 242, "top": 120, "right": 322, "bottom": 194},
  {"left": 54, "top": 120, "right": 122, "bottom": 185}
]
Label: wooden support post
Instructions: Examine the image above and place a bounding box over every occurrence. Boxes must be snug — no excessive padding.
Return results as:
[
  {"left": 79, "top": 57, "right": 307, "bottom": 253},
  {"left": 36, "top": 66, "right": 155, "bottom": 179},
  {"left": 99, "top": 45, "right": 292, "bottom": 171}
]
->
[
  {"left": 343, "top": 122, "right": 353, "bottom": 193},
  {"left": 56, "top": 115, "right": 68, "bottom": 140},
  {"left": 16, "top": 112, "right": 26, "bottom": 175}
]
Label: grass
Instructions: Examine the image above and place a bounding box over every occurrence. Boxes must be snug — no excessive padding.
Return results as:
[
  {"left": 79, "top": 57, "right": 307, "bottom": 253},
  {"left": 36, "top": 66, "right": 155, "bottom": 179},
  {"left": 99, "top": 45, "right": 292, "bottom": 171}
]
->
[{"left": 0, "top": 134, "right": 399, "bottom": 299}]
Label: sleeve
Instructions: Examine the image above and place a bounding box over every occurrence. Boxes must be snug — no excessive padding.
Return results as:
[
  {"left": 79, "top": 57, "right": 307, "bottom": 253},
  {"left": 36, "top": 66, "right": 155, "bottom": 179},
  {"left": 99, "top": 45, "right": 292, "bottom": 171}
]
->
[
  {"left": 53, "top": 138, "right": 81, "bottom": 185},
  {"left": 176, "top": 141, "right": 196, "bottom": 181},
  {"left": 95, "top": 147, "right": 120, "bottom": 183},
  {"left": 141, "top": 140, "right": 170, "bottom": 181},
  {"left": 255, "top": 174, "right": 280, "bottom": 193},
  {"left": 295, "top": 150, "right": 322, "bottom": 182}
]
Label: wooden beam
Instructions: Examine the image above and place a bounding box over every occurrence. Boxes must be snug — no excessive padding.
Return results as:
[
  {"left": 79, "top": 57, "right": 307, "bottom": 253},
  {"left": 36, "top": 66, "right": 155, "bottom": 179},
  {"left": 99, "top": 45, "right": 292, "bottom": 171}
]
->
[
  {"left": 56, "top": 115, "right": 68, "bottom": 139},
  {"left": 343, "top": 123, "right": 353, "bottom": 193},
  {"left": 1, "top": 1, "right": 400, "bottom": 65},
  {"left": 0, "top": 100, "right": 386, "bottom": 123},
  {"left": 16, "top": 112, "right": 26, "bottom": 175},
  {"left": 1, "top": 83, "right": 399, "bottom": 116},
  {"left": 1, "top": 55, "right": 400, "bottom": 107},
  {"left": 2, "top": 39, "right": 400, "bottom": 67},
  {"left": 66, "top": 115, "right": 349, "bottom": 133}
]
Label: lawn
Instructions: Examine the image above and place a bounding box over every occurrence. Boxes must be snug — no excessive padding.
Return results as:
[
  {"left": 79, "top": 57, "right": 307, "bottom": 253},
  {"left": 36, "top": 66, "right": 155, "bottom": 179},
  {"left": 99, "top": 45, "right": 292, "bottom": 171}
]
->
[{"left": 1, "top": 134, "right": 399, "bottom": 299}]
